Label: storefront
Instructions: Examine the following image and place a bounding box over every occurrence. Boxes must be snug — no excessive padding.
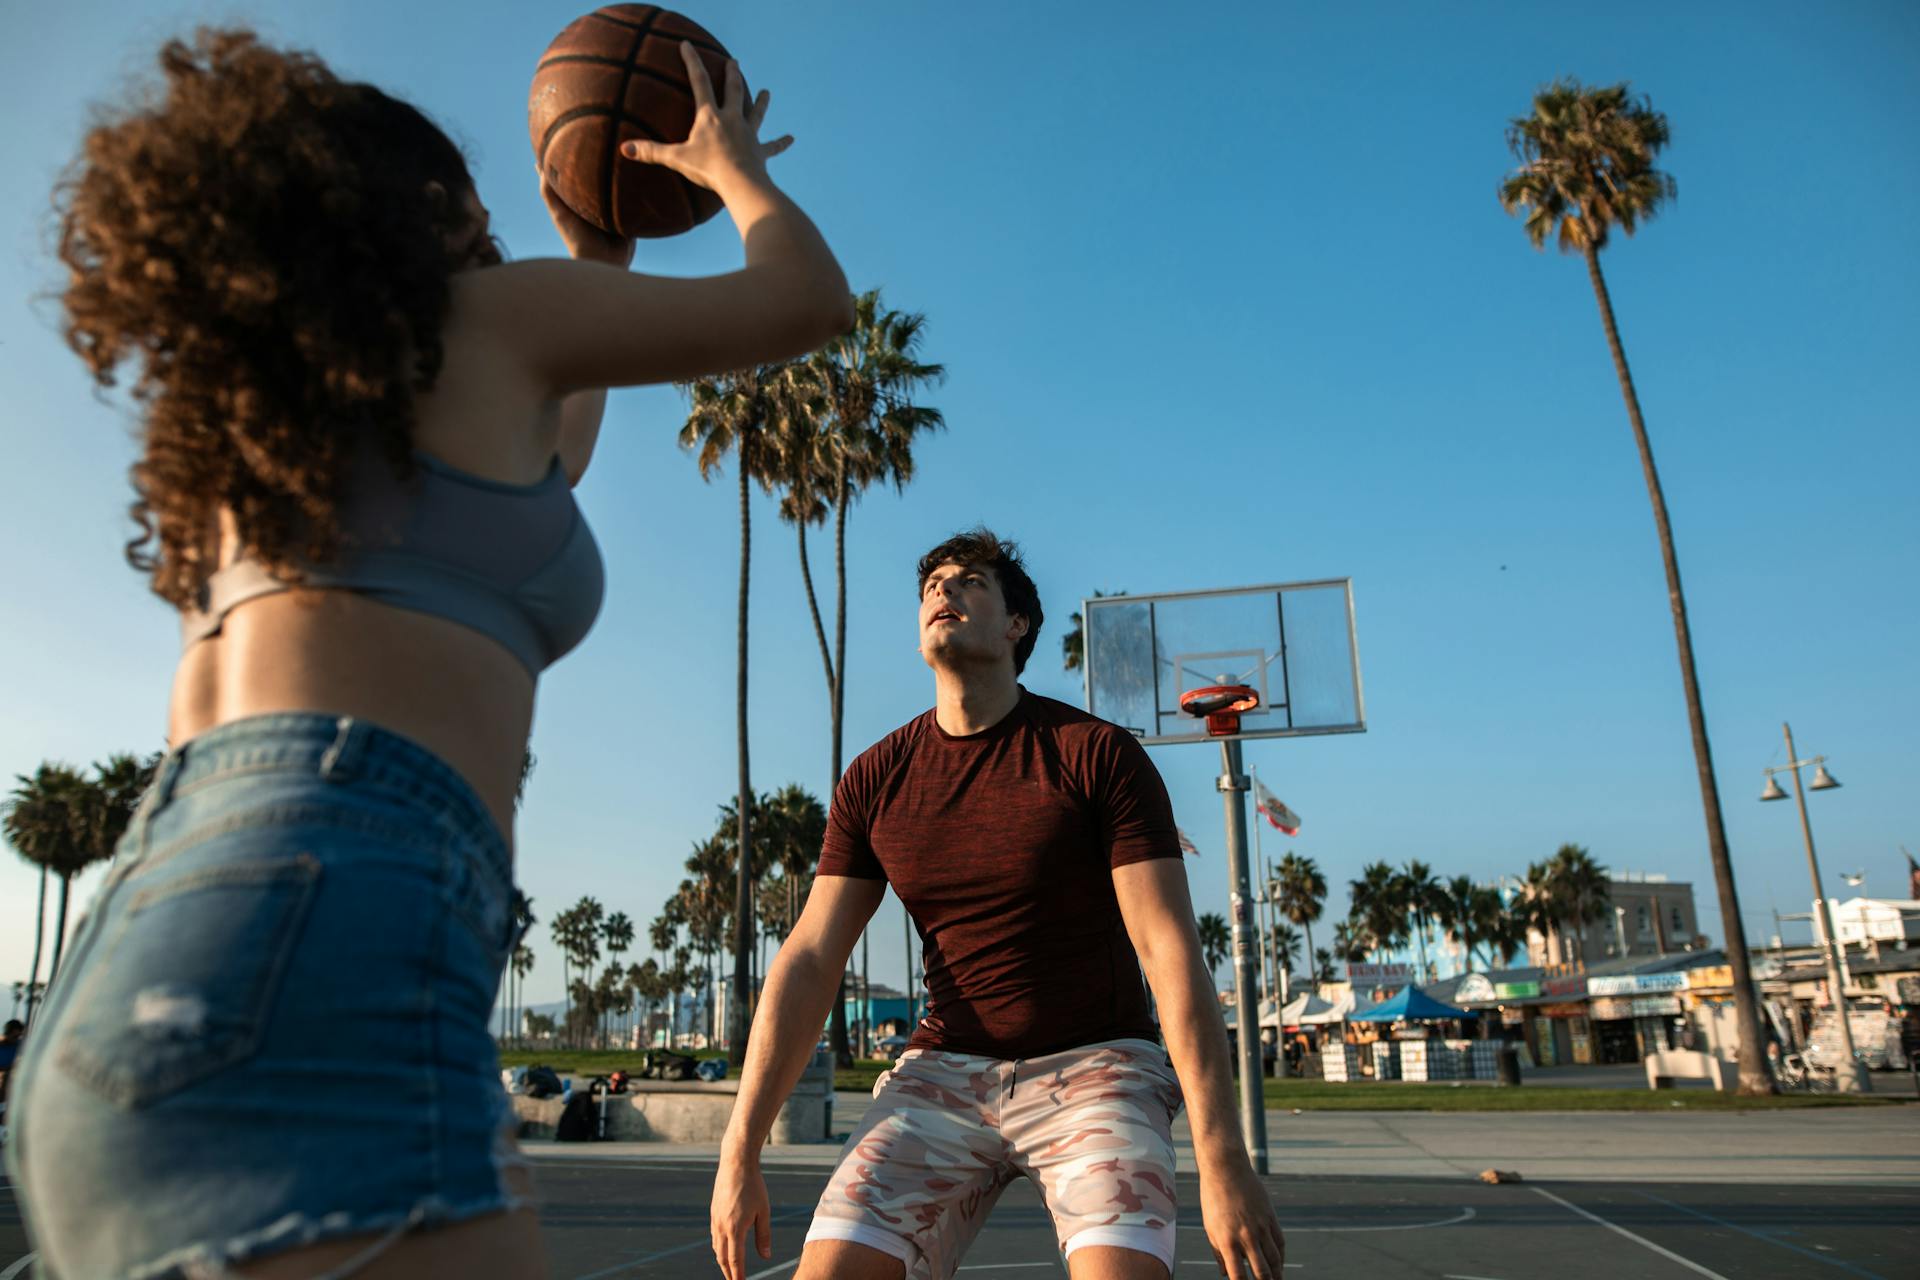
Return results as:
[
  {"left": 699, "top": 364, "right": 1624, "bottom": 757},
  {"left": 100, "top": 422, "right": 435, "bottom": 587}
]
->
[{"left": 1589, "top": 972, "right": 1689, "bottom": 1060}]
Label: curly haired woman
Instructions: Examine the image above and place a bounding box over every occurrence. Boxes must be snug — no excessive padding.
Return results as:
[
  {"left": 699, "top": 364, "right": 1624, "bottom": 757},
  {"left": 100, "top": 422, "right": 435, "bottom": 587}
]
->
[{"left": 4, "top": 27, "right": 848, "bottom": 1279}]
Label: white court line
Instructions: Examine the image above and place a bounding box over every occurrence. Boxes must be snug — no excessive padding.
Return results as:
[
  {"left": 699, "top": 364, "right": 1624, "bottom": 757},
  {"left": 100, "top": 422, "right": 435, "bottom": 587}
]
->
[
  {"left": 1529, "top": 1187, "right": 1729, "bottom": 1280},
  {"left": 744, "top": 1261, "right": 801, "bottom": 1280},
  {"left": 1444, "top": 1274, "right": 1510, "bottom": 1279},
  {"left": 1180, "top": 1207, "right": 1475, "bottom": 1234},
  {"left": 569, "top": 1208, "right": 810, "bottom": 1280},
  {"left": 0, "top": 1255, "right": 37, "bottom": 1280}
]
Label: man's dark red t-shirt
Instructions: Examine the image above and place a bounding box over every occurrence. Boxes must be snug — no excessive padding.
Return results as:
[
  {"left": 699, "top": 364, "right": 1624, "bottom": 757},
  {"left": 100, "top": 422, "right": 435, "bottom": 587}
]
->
[{"left": 818, "top": 688, "right": 1183, "bottom": 1060}]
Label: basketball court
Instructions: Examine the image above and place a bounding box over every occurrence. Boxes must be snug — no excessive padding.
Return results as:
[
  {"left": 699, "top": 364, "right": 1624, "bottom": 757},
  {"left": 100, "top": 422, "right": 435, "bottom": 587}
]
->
[{"left": 5, "top": 1120, "right": 1917, "bottom": 1279}]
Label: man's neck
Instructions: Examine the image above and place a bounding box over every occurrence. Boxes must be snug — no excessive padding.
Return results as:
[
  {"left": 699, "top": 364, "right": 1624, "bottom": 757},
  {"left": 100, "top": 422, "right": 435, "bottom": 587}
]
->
[{"left": 932, "top": 666, "right": 1022, "bottom": 737}]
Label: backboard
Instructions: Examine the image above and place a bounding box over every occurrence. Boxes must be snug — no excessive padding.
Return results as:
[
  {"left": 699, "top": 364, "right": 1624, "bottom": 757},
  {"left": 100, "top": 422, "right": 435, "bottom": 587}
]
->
[{"left": 1081, "top": 579, "right": 1365, "bottom": 745}]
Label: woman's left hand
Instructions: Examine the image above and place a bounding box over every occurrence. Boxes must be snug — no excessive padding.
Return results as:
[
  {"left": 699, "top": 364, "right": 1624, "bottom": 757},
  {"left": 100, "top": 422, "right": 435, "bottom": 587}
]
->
[{"left": 538, "top": 175, "right": 636, "bottom": 268}]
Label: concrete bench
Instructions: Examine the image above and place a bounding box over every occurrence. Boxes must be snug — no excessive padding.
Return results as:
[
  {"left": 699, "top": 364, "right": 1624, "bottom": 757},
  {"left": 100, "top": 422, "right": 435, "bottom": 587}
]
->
[
  {"left": 511, "top": 1064, "right": 835, "bottom": 1144},
  {"left": 1644, "top": 1049, "right": 1732, "bottom": 1092}
]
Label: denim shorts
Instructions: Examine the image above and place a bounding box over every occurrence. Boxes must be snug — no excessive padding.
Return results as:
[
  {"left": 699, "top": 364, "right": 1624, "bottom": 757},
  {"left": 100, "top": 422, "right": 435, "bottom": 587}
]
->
[{"left": 4, "top": 713, "right": 531, "bottom": 1279}]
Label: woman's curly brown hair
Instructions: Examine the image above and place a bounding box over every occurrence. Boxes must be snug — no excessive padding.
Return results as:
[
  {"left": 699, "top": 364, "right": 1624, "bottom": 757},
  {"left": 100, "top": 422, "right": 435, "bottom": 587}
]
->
[{"left": 56, "top": 28, "right": 481, "bottom": 607}]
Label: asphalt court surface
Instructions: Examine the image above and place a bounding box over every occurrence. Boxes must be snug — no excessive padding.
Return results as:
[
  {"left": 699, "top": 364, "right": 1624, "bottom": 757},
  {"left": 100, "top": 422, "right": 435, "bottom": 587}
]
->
[{"left": 7, "top": 1160, "right": 1913, "bottom": 1279}]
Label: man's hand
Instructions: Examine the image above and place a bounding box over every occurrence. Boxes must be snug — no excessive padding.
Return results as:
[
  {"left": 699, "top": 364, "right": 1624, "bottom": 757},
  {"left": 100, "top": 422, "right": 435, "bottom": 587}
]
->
[
  {"left": 711, "top": 1147, "right": 772, "bottom": 1280},
  {"left": 1198, "top": 1159, "right": 1286, "bottom": 1280}
]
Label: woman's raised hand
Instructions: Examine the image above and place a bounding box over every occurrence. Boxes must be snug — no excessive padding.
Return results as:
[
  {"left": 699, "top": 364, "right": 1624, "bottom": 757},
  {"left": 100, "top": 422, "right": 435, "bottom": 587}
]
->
[{"left": 619, "top": 41, "right": 793, "bottom": 195}]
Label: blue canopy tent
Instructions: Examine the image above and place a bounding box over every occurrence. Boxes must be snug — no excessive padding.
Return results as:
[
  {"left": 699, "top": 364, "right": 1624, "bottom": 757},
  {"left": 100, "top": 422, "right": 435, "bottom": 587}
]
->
[{"left": 1349, "top": 988, "right": 1474, "bottom": 1023}]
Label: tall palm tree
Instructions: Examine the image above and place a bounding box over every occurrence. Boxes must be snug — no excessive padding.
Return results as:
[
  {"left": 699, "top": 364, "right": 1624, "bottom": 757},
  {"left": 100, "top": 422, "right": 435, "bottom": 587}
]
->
[
  {"left": 1501, "top": 79, "right": 1770, "bottom": 1093},
  {"left": 1275, "top": 853, "right": 1327, "bottom": 986},
  {"left": 1395, "top": 860, "right": 1445, "bottom": 984},
  {"left": 1519, "top": 860, "right": 1563, "bottom": 966},
  {"left": 1195, "top": 912, "right": 1230, "bottom": 985},
  {"left": 1438, "top": 875, "right": 1479, "bottom": 975},
  {"left": 1331, "top": 918, "right": 1370, "bottom": 965},
  {"left": 681, "top": 366, "right": 785, "bottom": 1066},
  {"left": 1313, "top": 947, "right": 1334, "bottom": 986},
  {"left": 510, "top": 944, "right": 534, "bottom": 1046},
  {"left": 1349, "top": 862, "right": 1406, "bottom": 963},
  {"left": 601, "top": 911, "right": 634, "bottom": 1045},
  {"left": 3, "top": 763, "right": 85, "bottom": 1027},
  {"left": 790, "top": 290, "right": 945, "bottom": 785},
  {"left": 1270, "top": 921, "right": 1302, "bottom": 981},
  {"left": 1547, "top": 843, "right": 1612, "bottom": 966}
]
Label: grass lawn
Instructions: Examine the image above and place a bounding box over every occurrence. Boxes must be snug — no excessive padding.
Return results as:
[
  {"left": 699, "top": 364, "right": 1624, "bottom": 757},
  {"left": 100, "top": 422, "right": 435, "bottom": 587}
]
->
[{"left": 498, "top": 1053, "right": 1899, "bottom": 1110}]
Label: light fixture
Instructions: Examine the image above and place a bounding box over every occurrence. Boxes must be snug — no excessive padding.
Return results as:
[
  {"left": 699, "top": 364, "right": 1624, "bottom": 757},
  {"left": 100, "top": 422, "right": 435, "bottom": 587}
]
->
[
  {"left": 1810, "top": 764, "right": 1841, "bottom": 791},
  {"left": 1760, "top": 775, "right": 1789, "bottom": 802}
]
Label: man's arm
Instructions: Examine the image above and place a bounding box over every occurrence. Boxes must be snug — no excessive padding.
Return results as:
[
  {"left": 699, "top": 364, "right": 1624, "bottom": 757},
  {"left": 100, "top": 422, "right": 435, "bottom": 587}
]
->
[
  {"left": 712, "top": 873, "right": 885, "bottom": 1280},
  {"left": 1113, "top": 858, "right": 1286, "bottom": 1280}
]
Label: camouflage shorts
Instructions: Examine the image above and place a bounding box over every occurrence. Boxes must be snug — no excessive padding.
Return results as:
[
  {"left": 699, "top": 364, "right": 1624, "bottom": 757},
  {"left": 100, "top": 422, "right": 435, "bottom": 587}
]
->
[{"left": 805, "top": 1037, "right": 1183, "bottom": 1278}]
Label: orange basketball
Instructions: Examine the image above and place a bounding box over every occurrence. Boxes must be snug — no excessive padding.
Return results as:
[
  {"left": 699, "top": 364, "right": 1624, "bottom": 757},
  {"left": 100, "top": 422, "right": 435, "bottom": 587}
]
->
[{"left": 528, "top": 5, "right": 741, "bottom": 239}]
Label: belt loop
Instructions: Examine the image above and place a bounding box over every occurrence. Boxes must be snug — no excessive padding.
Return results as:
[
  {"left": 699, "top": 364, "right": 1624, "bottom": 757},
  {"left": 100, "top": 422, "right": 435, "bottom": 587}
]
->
[
  {"left": 136, "top": 747, "right": 188, "bottom": 859},
  {"left": 320, "top": 716, "right": 365, "bottom": 781}
]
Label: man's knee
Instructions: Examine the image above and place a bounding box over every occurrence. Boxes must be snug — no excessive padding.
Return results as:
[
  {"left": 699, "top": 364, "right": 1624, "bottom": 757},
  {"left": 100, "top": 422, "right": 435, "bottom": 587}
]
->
[{"left": 795, "top": 1238, "right": 909, "bottom": 1280}]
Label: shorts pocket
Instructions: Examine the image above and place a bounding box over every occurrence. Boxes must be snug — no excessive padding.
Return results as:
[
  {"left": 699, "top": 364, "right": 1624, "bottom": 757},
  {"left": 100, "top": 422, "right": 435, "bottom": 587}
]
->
[{"left": 54, "top": 854, "right": 322, "bottom": 1108}]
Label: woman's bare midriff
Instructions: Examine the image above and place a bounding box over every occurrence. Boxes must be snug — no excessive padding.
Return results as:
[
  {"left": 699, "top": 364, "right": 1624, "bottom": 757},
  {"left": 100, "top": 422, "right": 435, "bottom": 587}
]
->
[{"left": 168, "top": 588, "right": 535, "bottom": 844}]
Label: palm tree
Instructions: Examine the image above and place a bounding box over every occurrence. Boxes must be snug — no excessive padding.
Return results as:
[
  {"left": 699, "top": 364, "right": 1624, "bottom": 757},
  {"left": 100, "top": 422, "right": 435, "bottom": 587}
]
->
[
  {"left": 1275, "top": 854, "right": 1327, "bottom": 988},
  {"left": 4, "top": 763, "right": 85, "bottom": 1027},
  {"left": 1547, "top": 843, "right": 1612, "bottom": 966},
  {"left": 1270, "top": 921, "right": 1302, "bottom": 981},
  {"left": 1395, "top": 861, "right": 1445, "bottom": 984},
  {"left": 1313, "top": 947, "right": 1334, "bottom": 986},
  {"left": 1519, "top": 860, "right": 1562, "bottom": 966},
  {"left": 680, "top": 366, "right": 786, "bottom": 1066},
  {"left": 1349, "top": 862, "right": 1406, "bottom": 963},
  {"left": 1500, "top": 79, "right": 1770, "bottom": 1092},
  {"left": 601, "top": 911, "right": 634, "bottom": 1045},
  {"left": 1331, "top": 918, "right": 1370, "bottom": 965},
  {"left": 775, "top": 293, "right": 942, "bottom": 1066},
  {"left": 509, "top": 944, "right": 534, "bottom": 1045},
  {"left": 1195, "top": 912, "right": 1230, "bottom": 985}
]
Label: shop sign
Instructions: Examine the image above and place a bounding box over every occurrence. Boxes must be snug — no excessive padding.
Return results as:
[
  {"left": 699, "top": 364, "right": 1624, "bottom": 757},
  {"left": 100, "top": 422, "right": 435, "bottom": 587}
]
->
[
  {"left": 1539, "top": 1002, "right": 1588, "bottom": 1018},
  {"left": 1589, "top": 996, "right": 1636, "bottom": 1020},
  {"left": 1630, "top": 996, "right": 1682, "bottom": 1017},
  {"left": 1589, "top": 972, "right": 1688, "bottom": 996},
  {"left": 1454, "top": 973, "right": 1497, "bottom": 1004},
  {"left": 1495, "top": 981, "right": 1542, "bottom": 999},
  {"left": 1686, "top": 965, "right": 1734, "bottom": 990},
  {"left": 1543, "top": 975, "right": 1588, "bottom": 999},
  {"left": 1347, "top": 962, "right": 1411, "bottom": 987}
]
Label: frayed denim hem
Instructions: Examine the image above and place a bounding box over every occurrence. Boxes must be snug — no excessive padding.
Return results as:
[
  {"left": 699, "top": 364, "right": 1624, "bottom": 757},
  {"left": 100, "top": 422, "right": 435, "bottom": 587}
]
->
[{"left": 122, "top": 1188, "right": 536, "bottom": 1280}]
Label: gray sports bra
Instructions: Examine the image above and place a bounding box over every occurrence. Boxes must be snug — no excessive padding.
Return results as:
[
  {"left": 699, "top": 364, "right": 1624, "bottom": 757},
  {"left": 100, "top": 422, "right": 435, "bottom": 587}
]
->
[{"left": 181, "top": 448, "right": 604, "bottom": 675}]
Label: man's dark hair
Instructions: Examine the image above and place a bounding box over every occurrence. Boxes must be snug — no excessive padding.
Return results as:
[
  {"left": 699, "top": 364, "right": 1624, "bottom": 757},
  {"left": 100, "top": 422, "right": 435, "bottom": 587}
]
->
[
  {"left": 3, "top": 1020, "right": 21, "bottom": 1038},
  {"left": 917, "top": 527, "right": 1044, "bottom": 674}
]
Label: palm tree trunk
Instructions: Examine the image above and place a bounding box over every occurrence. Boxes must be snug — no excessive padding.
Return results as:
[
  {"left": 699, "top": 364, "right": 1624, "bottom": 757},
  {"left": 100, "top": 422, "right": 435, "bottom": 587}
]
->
[
  {"left": 1301, "top": 918, "right": 1317, "bottom": 989},
  {"left": 796, "top": 521, "right": 836, "bottom": 701},
  {"left": 731, "top": 450, "right": 755, "bottom": 1067},
  {"left": 24, "top": 866, "right": 47, "bottom": 1026},
  {"left": 831, "top": 466, "right": 861, "bottom": 1065},
  {"left": 46, "top": 873, "right": 74, "bottom": 988},
  {"left": 1584, "top": 245, "right": 1772, "bottom": 1095}
]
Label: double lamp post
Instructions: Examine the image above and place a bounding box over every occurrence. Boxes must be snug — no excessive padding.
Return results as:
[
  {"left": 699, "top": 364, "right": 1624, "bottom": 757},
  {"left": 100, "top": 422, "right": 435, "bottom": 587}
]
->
[{"left": 1760, "top": 721, "right": 1870, "bottom": 1094}]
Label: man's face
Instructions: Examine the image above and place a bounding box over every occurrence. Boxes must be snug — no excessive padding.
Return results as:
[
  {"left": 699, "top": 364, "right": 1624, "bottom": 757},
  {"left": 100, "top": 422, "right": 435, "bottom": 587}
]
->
[{"left": 918, "top": 561, "right": 1026, "bottom": 672}]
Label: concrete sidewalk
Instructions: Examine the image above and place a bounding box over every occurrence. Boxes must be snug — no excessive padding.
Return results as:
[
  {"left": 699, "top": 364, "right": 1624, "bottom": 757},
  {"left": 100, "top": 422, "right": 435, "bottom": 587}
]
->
[{"left": 525, "top": 1093, "right": 1920, "bottom": 1186}]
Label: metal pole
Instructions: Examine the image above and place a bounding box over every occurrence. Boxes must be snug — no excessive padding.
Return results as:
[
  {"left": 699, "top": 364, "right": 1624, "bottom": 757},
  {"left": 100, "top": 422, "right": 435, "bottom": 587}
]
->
[
  {"left": 1219, "top": 738, "right": 1270, "bottom": 1173},
  {"left": 1783, "top": 722, "right": 1869, "bottom": 1094}
]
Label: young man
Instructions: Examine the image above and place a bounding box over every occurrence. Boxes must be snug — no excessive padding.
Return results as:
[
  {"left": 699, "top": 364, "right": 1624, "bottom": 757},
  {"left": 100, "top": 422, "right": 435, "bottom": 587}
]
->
[{"left": 711, "top": 529, "right": 1285, "bottom": 1280}]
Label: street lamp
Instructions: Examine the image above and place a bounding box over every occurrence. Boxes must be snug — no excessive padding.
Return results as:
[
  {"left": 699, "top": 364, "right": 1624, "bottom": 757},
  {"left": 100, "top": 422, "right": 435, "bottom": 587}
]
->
[{"left": 1760, "top": 723, "right": 1870, "bottom": 1093}]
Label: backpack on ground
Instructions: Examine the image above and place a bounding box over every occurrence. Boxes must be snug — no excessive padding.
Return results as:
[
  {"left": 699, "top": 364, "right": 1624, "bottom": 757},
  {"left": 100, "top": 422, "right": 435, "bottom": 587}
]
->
[
  {"left": 524, "top": 1065, "right": 564, "bottom": 1099},
  {"left": 642, "top": 1049, "right": 698, "bottom": 1081},
  {"left": 554, "top": 1090, "right": 598, "bottom": 1141}
]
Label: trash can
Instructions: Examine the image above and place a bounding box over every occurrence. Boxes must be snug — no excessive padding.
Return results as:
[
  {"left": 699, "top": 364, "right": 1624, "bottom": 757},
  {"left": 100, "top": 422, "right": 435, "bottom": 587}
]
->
[{"left": 1496, "top": 1045, "right": 1522, "bottom": 1087}]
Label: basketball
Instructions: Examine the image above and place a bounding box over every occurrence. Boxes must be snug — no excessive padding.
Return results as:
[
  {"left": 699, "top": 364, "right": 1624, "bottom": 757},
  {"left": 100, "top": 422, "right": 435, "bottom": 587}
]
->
[{"left": 528, "top": 5, "right": 741, "bottom": 239}]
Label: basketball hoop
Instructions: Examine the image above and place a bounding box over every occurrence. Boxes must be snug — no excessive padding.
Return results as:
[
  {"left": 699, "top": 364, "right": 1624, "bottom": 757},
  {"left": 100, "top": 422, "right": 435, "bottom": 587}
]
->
[{"left": 1178, "top": 684, "right": 1261, "bottom": 738}]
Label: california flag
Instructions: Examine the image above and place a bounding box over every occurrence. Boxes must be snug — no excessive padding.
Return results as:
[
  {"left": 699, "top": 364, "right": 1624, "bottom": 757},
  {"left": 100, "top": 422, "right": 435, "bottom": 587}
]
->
[{"left": 1253, "top": 779, "right": 1301, "bottom": 835}]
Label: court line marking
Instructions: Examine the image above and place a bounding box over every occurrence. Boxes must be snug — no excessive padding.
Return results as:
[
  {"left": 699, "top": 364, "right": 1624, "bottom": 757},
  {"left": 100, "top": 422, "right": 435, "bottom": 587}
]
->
[
  {"left": 1180, "top": 1207, "right": 1475, "bottom": 1233},
  {"left": 1529, "top": 1187, "right": 1729, "bottom": 1280},
  {"left": 1635, "top": 1191, "right": 1887, "bottom": 1280},
  {"left": 744, "top": 1261, "right": 801, "bottom": 1280},
  {"left": 1, "top": 1255, "right": 38, "bottom": 1280},
  {"left": 568, "top": 1207, "right": 810, "bottom": 1280}
]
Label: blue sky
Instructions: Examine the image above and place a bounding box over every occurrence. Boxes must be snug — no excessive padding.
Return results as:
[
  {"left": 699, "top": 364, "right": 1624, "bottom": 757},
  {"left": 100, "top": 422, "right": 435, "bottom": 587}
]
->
[{"left": 3, "top": 2, "right": 1916, "bottom": 1010}]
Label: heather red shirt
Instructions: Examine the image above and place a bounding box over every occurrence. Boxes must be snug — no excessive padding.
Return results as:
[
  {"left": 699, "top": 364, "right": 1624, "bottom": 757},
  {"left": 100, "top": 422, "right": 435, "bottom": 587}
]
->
[{"left": 819, "top": 689, "right": 1183, "bottom": 1060}]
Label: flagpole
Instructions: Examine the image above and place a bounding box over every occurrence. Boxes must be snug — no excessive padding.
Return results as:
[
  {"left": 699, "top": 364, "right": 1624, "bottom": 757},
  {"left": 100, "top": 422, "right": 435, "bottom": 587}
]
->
[{"left": 1252, "top": 766, "right": 1273, "bottom": 1015}]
